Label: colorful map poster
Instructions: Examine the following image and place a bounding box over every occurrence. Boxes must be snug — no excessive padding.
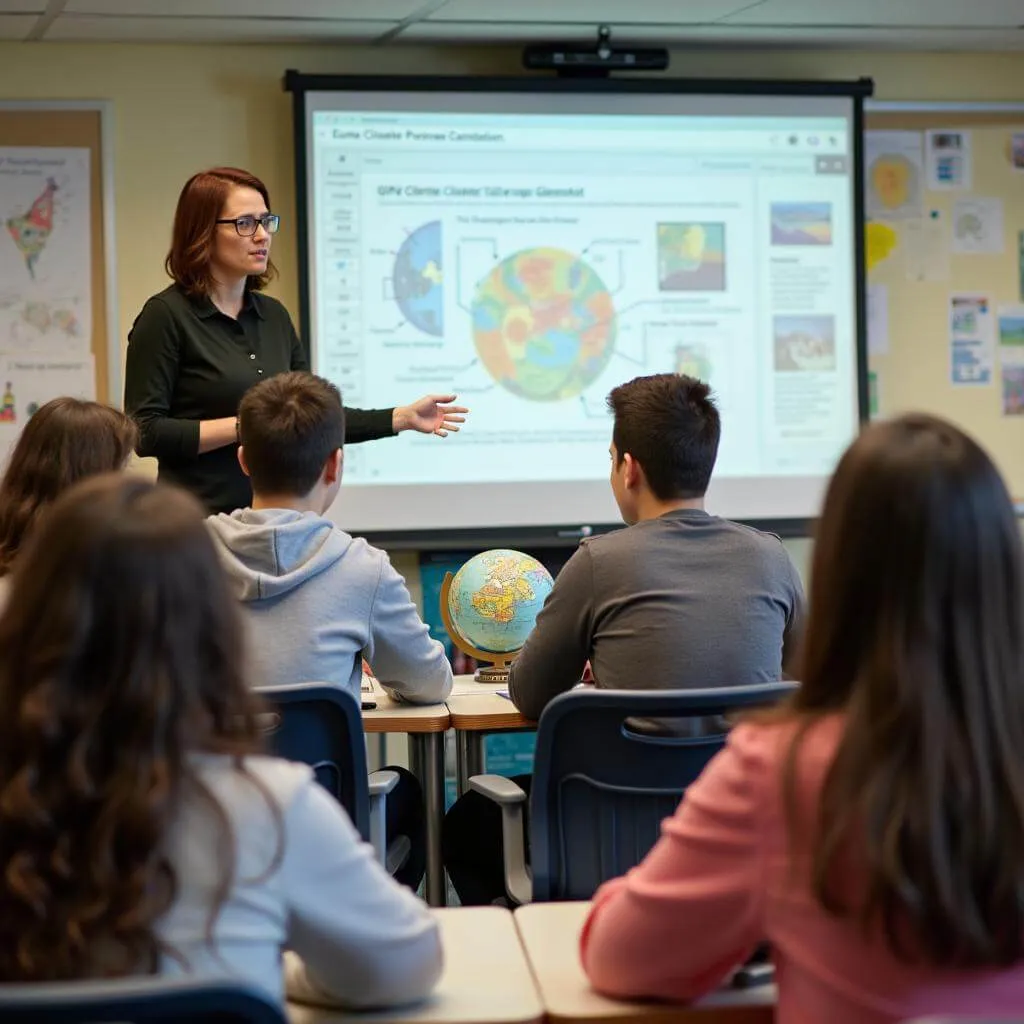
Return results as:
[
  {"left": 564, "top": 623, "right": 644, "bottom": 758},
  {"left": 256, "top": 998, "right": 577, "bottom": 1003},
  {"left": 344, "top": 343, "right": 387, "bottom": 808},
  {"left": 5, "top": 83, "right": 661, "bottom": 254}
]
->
[{"left": 0, "top": 148, "right": 91, "bottom": 357}]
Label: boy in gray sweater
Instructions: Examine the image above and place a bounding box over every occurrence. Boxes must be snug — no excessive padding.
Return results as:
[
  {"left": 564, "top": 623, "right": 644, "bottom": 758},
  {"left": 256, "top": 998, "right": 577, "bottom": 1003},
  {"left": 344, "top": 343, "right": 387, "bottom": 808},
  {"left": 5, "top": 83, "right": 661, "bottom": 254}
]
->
[
  {"left": 206, "top": 371, "right": 452, "bottom": 706},
  {"left": 508, "top": 372, "right": 805, "bottom": 720}
]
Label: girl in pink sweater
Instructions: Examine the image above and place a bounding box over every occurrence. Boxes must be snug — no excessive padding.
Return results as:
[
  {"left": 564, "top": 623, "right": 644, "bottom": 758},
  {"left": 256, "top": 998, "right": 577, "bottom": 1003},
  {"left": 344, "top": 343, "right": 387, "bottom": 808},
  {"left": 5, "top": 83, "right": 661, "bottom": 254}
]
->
[{"left": 581, "top": 413, "right": 1024, "bottom": 1024}]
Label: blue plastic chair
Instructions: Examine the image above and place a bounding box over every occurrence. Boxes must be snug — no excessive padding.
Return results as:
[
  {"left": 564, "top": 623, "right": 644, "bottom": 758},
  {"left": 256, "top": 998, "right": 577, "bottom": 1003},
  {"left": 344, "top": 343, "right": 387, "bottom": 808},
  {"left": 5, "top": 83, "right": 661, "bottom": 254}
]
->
[
  {"left": 0, "top": 976, "right": 286, "bottom": 1022},
  {"left": 256, "top": 683, "right": 405, "bottom": 869},
  {"left": 471, "top": 683, "right": 796, "bottom": 904}
]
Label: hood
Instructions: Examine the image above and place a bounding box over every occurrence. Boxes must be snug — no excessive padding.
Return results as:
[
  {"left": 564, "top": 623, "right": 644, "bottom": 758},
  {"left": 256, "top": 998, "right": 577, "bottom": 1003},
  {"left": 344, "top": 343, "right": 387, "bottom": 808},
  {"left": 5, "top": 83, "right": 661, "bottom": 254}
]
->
[{"left": 206, "top": 508, "right": 351, "bottom": 601}]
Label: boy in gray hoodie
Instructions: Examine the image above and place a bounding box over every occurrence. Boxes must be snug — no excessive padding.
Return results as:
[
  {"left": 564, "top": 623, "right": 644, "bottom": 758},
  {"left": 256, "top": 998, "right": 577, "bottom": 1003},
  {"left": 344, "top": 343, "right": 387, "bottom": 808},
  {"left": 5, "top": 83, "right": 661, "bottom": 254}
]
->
[
  {"left": 206, "top": 371, "right": 453, "bottom": 706},
  {"left": 206, "top": 371, "right": 453, "bottom": 892}
]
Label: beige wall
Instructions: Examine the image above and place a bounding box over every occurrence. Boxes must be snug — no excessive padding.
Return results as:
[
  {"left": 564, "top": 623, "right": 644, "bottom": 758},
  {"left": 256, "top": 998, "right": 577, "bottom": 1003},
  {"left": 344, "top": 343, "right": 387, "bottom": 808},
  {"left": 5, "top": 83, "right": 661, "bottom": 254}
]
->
[
  {"left": 1, "top": 43, "right": 1024, "bottom": 360},
  {"left": 1, "top": 42, "right": 1021, "bottom": 592}
]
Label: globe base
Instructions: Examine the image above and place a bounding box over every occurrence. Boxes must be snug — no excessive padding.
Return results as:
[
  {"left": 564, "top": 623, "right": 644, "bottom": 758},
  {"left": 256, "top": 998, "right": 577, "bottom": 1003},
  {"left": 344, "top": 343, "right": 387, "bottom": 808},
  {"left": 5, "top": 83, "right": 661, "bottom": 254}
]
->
[{"left": 474, "top": 664, "right": 511, "bottom": 684}]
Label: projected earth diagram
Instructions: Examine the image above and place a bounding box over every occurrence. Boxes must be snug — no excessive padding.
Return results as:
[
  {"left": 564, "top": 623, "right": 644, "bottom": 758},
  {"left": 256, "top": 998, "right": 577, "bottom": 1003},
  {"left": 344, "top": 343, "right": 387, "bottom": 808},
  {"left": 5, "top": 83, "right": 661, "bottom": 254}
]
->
[
  {"left": 393, "top": 220, "right": 443, "bottom": 336},
  {"left": 470, "top": 247, "right": 616, "bottom": 401}
]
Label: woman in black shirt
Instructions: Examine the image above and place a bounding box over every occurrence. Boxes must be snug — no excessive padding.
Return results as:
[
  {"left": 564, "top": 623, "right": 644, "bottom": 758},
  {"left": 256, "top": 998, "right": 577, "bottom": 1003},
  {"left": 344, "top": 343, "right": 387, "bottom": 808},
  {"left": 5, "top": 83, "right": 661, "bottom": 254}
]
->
[{"left": 125, "top": 167, "right": 466, "bottom": 514}]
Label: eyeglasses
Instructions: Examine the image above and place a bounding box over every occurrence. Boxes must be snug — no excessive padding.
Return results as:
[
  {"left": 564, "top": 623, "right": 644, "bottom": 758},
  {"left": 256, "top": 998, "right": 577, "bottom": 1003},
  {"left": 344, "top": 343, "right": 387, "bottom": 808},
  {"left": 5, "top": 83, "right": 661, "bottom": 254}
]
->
[{"left": 216, "top": 213, "right": 280, "bottom": 237}]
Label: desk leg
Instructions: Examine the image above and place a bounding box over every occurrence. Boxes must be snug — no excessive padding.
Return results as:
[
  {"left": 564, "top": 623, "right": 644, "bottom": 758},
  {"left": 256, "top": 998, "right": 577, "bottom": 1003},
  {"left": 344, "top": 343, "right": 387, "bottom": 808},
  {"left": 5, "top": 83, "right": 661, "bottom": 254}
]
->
[
  {"left": 409, "top": 732, "right": 446, "bottom": 907},
  {"left": 456, "top": 730, "right": 486, "bottom": 796}
]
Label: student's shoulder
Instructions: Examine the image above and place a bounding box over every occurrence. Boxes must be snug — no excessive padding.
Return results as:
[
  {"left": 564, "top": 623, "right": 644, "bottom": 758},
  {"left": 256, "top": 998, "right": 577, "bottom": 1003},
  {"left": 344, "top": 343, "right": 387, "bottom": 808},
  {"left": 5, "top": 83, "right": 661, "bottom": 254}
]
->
[
  {"left": 715, "top": 517, "right": 793, "bottom": 563},
  {"left": 194, "top": 754, "right": 317, "bottom": 815}
]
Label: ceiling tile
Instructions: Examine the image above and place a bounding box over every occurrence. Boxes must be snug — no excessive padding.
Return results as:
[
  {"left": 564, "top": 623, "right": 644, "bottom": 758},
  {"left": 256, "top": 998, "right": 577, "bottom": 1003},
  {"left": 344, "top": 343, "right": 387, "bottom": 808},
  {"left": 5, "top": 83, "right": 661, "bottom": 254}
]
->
[
  {"left": 44, "top": 14, "right": 394, "bottom": 41},
  {"left": 0, "top": 13, "right": 34, "bottom": 38},
  {"left": 730, "top": 0, "right": 1024, "bottom": 27},
  {"left": 428, "top": 0, "right": 753, "bottom": 23},
  {"left": 398, "top": 19, "right": 1024, "bottom": 49},
  {"left": 63, "top": 0, "right": 425, "bottom": 15}
]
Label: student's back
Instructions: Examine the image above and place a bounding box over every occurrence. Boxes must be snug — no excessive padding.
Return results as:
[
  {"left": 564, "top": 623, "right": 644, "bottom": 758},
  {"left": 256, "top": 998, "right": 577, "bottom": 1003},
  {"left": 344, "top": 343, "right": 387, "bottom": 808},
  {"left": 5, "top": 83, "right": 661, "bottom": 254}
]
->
[
  {"left": 507, "top": 374, "right": 803, "bottom": 721},
  {"left": 582, "top": 413, "right": 1024, "bottom": 1023},
  {"left": 0, "top": 475, "right": 441, "bottom": 1007},
  {"left": 511, "top": 509, "right": 800, "bottom": 716},
  {"left": 208, "top": 507, "right": 450, "bottom": 701}
]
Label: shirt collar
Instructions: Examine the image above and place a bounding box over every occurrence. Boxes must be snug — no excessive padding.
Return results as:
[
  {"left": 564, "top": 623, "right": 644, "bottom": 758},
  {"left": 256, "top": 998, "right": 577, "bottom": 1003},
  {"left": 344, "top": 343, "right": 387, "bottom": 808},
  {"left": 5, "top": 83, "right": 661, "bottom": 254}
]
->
[{"left": 191, "top": 288, "right": 266, "bottom": 320}]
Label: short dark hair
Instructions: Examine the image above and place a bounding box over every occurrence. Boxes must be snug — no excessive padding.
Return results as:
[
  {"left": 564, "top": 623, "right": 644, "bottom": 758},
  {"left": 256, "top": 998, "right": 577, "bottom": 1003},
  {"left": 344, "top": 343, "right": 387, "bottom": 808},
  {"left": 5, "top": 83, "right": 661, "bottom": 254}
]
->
[
  {"left": 606, "top": 373, "right": 720, "bottom": 500},
  {"left": 238, "top": 372, "right": 345, "bottom": 496}
]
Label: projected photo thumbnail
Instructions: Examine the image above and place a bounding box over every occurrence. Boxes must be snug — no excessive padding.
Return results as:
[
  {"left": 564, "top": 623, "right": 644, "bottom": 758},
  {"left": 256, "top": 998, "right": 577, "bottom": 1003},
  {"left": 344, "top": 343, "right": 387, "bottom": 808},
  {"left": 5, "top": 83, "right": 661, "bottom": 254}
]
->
[
  {"left": 770, "top": 202, "right": 833, "bottom": 246},
  {"left": 657, "top": 223, "right": 726, "bottom": 292},
  {"left": 773, "top": 315, "right": 836, "bottom": 372}
]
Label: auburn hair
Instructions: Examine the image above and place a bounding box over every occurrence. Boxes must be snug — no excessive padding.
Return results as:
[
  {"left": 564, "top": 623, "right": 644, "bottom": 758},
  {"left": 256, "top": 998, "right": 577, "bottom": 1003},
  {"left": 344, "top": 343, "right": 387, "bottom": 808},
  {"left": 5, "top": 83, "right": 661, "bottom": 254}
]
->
[
  {"left": 0, "top": 474, "right": 275, "bottom": 980},
  {"left": 165, "top": 167, "right": 278, "bottom": 297},
  {"left": 0, "top": 397, "right": 137, "bottom": 575},
  {"left": 781, "top": 413, "right": 1024, "bottom": 967}
]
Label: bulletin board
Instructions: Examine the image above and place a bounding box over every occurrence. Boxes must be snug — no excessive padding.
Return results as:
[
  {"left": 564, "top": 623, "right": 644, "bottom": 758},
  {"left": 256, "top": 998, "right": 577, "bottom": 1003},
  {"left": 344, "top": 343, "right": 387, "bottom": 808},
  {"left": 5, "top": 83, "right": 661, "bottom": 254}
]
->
[
  {"left": 0, "top": 101, "right": 117, "bottom": 415},
  {"left": 864, "top": 101, "right": 1024, "bottom": 505}
]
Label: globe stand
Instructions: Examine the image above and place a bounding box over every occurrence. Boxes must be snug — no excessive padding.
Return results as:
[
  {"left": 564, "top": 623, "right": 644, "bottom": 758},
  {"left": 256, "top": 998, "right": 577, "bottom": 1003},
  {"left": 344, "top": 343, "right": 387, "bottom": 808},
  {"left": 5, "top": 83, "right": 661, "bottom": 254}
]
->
[{"left": 439, "top": 572, "right": 519, "bottom": 684}]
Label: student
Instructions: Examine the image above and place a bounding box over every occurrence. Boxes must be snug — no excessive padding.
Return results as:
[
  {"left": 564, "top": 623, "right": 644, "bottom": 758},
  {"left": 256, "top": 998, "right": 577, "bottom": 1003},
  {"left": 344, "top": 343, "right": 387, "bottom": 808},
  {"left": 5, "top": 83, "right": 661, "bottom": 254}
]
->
[
  {"left": 0, "top": 396, "right": 137, "bottom": 575},
  {"left": 508, "top": 373, "right": 805, "bottom": 719},
  {"left": 206, "top": 371, "right": 453, "bottom": 890},
  {"left": 443, "top": 373, "right": 804, "bottom": 905},
  {"left": 581, "top": 414, "right": 1024, "bottom": 1023},
  {"left": 0, "top": 474, "right": 442, "bottom": 1008}
]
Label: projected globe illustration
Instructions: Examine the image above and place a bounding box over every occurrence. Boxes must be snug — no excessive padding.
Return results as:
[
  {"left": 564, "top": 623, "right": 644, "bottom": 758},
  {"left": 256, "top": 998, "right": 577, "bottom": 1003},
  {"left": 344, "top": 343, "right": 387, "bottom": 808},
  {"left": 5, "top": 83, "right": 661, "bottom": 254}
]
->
[
  {"left": 441, "top": 550, "right": 554, "bottom": 682},
  {"left": 393, "top": 220, "right": 443, "bottom": 337},
  {"left": 471, "top": 247, "right": 616, "bottom": 400}
]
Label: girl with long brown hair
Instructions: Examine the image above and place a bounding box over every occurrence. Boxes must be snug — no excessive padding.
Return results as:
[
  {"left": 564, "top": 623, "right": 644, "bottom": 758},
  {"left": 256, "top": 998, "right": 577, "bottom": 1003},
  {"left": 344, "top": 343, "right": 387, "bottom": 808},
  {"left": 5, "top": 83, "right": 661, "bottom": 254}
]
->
[
  {"left": 581, "top": 414, "right": 1024, "bottom": 1023},
  {"left": 0, "top": 474, "right": 441, "bottom": 1007},
  {"left": 0, "top": 395, "right": 136, "bottom": 575}
]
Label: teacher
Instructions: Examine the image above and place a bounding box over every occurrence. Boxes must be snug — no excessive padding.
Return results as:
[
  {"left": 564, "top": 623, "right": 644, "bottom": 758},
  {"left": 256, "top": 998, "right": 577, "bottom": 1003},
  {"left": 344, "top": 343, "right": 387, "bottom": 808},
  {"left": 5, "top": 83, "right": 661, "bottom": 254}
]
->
[{"left": 125, "top": 166, "right": 467, "bottom": 515}]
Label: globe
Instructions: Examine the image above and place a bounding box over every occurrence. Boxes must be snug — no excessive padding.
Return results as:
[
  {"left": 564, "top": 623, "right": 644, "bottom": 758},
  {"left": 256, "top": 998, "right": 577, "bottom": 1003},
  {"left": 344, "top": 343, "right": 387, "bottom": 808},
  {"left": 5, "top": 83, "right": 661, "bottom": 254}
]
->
[
  {"left": 392, "top": 220, "right": 443, "bottom": 337},
  {"left": 447, "top": 549, "right": 555, "bottom": 656},
  {"left": 471, "top": 246, "right": 616, "bottom": 401}
]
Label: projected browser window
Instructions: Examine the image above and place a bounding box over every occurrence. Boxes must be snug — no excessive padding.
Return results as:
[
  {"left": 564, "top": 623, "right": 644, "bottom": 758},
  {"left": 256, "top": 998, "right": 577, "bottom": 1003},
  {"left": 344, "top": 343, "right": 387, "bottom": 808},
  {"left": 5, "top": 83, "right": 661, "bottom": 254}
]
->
[{"left": 303, "top": 92, "right": 860, "bottom": 530}]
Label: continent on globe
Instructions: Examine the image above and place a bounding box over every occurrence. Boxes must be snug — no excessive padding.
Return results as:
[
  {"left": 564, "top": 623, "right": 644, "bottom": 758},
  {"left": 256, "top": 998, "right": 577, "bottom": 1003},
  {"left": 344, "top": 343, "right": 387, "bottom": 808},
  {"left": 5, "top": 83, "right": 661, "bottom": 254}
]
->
[
  {"left": 442, "top": 549, "right": 555, "bottom": 682},
  {"left": 392, "top": 220, "right": 443, "bottom": 337},
  {"left": 471, "top": 246, "right": 616, "bottom": 401},
  {"left": 5, "top": 178, "right": 58, "bottom": 280}
]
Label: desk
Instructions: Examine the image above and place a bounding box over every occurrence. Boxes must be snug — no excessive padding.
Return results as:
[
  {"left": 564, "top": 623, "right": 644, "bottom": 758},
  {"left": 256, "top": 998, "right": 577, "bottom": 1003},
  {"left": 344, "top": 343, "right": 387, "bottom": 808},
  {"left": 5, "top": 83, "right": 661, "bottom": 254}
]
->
[
  {"left": 288, "top": 906, "right": 543, "bottom": 1024},
  {"left": 446, "top": 676, "right": 535, "bottom": 794},
  {"left": 514, "top": 902, "right": 775, "bottom": 1024},
  {"left": 363, "top": 689, "right": 450, "bottom": 907}
]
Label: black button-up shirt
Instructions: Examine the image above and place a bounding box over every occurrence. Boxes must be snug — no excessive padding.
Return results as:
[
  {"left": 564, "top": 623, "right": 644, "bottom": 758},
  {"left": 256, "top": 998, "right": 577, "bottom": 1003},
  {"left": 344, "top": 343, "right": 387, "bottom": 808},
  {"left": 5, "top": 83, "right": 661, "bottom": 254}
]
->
[{"left": 125, "top": 284, "right": 394, "bottom": 514}]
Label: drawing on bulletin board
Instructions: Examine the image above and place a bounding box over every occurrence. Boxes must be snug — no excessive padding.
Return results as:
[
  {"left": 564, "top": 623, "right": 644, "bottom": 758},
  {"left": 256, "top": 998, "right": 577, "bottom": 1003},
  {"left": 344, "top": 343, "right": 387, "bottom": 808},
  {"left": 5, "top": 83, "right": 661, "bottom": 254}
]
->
[
  {"left": 865, "top": 102, "right": 1024, "bottom": 504},
  {"left": 0, "top": 103, "right": 116, "bottom": 468}
]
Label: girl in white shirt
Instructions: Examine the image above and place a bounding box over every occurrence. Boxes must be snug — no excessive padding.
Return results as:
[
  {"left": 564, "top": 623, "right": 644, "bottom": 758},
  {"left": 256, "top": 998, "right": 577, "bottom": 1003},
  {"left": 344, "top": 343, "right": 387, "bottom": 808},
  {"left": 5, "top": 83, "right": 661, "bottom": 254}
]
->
[{"left": 0, "top": 473, "right": 442, "bottom": 1009}]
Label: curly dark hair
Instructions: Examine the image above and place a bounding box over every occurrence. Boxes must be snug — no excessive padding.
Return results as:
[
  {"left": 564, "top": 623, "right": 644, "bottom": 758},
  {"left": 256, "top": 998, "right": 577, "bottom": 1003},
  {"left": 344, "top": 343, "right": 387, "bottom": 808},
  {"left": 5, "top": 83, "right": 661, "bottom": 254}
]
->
[{"left": 0, "top": 474, "right": 274, "bottom": 980}]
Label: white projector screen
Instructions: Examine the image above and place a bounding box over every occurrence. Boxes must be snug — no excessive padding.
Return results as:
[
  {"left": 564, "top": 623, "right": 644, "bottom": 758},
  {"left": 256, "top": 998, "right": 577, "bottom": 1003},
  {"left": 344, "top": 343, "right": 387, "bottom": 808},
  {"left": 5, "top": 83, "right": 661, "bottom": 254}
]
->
[{"left": 294, "top": 79, "right": 867, "bottom": 539}]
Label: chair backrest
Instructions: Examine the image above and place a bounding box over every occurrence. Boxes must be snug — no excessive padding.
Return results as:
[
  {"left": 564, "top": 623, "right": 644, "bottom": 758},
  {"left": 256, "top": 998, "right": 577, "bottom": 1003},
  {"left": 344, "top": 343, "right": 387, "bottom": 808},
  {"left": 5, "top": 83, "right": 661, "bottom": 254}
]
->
[
  {"left": 529, "top": 683, "right": 797, "bottom": 902},
  {"left": 0, "top": 976, "right": 286, "bottom": 1023},
  {"left": 256, "top": 683, "right": 370, "bottom": 843}
]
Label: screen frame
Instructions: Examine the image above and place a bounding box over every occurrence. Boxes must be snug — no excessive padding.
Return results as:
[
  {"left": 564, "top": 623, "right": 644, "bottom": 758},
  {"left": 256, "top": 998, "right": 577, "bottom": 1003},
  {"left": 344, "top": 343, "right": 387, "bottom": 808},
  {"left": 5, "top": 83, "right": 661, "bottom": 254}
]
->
[{"left": 284, "top": 71, "right": 873, "bottom": 548}]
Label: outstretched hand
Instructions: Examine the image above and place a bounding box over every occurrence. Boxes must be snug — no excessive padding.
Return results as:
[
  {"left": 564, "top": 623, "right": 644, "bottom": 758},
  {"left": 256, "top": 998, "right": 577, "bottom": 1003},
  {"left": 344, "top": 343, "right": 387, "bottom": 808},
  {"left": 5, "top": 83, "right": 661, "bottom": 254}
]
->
[{"left": 393, "top": 394, "right": 469, "bottom": 437}]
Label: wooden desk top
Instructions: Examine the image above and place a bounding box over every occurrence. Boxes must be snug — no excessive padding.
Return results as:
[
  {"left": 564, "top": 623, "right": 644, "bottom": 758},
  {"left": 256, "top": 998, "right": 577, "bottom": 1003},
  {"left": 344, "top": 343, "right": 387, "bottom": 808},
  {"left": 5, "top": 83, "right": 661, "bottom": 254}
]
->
[
  {"left": 361, "top": 681, "right": 450, "bottom": 735},
  {"left": 446, "top": 691, "right": 535, "bottom": 732},
  {"left": 288, "top": 906, "right": 543, "bottom": 1024},
  {"left": 514, "top": 902, "right": 774, "bottom": 1024},
  {"left": 445, "top": 676, "right": 534, "bottom": 731}
]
